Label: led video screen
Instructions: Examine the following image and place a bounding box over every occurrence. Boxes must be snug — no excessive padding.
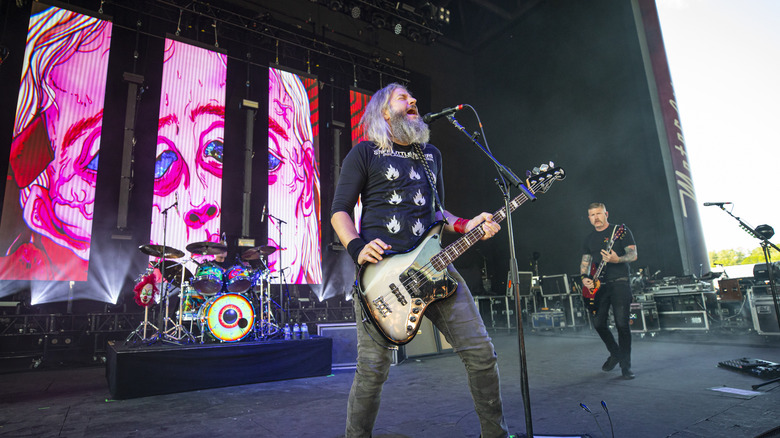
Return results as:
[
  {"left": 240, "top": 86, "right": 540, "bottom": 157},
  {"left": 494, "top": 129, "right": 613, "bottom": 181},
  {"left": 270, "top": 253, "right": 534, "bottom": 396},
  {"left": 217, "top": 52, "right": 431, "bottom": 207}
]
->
[
  {"left": 0, "top": 3, "right": 112, "bottom": 281},
  {"left": 267, "top": 67, "right": 321, "bottom": 284}
]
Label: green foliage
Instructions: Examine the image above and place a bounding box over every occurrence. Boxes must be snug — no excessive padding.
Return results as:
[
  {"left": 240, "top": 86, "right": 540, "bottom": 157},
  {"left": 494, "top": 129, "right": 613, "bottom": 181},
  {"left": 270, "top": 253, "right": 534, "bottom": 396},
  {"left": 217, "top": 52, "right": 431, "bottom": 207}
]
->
[{"left": 709, "top": 246, "right": 780, "bottom": 267}]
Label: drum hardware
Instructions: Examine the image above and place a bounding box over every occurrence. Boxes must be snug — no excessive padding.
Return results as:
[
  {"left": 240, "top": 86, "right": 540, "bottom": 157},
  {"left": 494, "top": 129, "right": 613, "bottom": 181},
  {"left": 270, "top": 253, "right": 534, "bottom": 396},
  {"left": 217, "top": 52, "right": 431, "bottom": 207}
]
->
[
  {"left": 165, "top": 261, "right": 197, "bottom": 343},
  {"left": 241, "top": 245, "right": 278, "bottom": 260},
  {"left": 186, "top": 241, "right": 228, "bottom": 256},
  {"left": 138, "top": 244, "right": 184, "bottom": 259}
]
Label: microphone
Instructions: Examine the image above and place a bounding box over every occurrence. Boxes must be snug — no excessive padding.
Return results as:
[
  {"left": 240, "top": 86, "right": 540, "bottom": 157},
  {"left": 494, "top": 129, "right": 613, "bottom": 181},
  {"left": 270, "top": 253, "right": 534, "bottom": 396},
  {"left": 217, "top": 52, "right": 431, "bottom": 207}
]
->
[
  {"left": 173, "top": 192, "right": 179, "bottom": 215},
  {"left": 422, "top": 104, "right": 464, "bottom": 124},
  {"left": 261, "top": 204, "right": 267, "bottom": 222},
  {"left": 579, "top": 403, "right": 606, "bottom": 438},
  {"left": 703, "top": 202, "right": 732, "bottom": 206}
]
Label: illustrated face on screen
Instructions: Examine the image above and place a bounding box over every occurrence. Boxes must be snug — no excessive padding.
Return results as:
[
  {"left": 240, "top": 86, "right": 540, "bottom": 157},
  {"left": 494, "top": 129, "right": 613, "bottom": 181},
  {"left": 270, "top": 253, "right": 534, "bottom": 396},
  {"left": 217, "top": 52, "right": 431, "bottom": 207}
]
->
[
  {"left": 152, "top": 40, "right": 226, "bottom": 253},
  {"left": 25, "top": 29, "right": 111, "bottom": 256},
  {"left": 4, "top": 7, "right": 112, "bottom": 277},
  {"left": 267, "top": 69, "right": 321, "bottom": 284}
]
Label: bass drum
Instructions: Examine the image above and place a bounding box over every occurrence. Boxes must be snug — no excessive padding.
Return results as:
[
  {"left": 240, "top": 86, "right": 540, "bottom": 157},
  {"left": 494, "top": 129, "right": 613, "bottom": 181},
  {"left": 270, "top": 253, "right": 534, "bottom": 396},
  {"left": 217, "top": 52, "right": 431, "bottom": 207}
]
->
[{"left": 198, "top": 293, "right": 255, "bottom": 342}]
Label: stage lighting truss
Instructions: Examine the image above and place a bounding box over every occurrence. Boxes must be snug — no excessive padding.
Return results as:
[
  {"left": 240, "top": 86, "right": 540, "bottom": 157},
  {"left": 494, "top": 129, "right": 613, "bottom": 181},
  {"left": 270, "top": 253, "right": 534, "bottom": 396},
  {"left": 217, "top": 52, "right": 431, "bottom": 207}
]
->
[{"left": 334, "top": 0, "right": 445, "bottom": 44}]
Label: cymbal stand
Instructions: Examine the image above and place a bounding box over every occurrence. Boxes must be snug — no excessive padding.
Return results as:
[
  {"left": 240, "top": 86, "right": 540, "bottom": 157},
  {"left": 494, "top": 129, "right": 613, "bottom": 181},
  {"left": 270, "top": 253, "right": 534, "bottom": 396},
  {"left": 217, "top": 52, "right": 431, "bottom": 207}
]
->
[
  {"left": 254, "top": 269, "right": 280, "bottom": 339},
  {"left": 150, "top": 199, "right": 179, "bottom": 345},
  {"left": 266, "top": 211, "right": 289, "bottom": 326}
]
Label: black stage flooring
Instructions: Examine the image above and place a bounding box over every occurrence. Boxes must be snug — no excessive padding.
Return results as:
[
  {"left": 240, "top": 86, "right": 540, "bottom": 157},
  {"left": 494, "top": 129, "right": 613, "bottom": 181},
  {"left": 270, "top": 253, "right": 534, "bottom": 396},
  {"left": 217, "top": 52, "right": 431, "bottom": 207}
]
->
[{"left": 2, "top": 329, "right": 780, "bottom": 438}]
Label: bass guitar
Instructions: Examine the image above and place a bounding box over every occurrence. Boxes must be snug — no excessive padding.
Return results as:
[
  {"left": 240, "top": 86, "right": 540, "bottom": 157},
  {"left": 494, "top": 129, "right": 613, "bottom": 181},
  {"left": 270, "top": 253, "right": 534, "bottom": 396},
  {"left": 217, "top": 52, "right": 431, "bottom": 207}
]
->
[
  {"left": 581, "top": 224, "right": 626, "bottom": 311},
  {"left": 356, "top": 163, "right": 565, "bottom": 345}
]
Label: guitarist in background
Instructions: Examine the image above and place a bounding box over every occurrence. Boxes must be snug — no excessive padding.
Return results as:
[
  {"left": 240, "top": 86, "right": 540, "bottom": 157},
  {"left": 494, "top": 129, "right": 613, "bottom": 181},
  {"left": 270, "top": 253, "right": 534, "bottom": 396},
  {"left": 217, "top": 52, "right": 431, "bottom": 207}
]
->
[
  {"left": 331, "top": 83, "right": 509, "bottom": 438},
  {"left": 580, "top": 202, "right": 638, "bottom": 380}
]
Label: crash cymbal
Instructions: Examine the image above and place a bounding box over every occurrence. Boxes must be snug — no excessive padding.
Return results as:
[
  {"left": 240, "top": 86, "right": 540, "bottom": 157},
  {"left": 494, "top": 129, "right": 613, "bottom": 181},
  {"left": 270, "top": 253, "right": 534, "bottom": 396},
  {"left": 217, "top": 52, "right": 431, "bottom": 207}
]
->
[
  {"left": 186, "top": 241, "right": 228, "bottom": 255},
  {"left": 139, "top": 244, "right": 184, "bottom": 259},
  {"left": 241, "top": 245, "right": 277, "bottom": 260},
  {"left": 158, "top": 260, "right": 192, "bottom": 284}
]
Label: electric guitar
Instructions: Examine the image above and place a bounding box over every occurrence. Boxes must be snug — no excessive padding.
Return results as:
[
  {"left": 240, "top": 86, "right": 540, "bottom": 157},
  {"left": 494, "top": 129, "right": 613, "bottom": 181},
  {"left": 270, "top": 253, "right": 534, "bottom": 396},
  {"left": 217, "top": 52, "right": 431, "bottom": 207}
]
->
[
  {"left": 581, "top": 224, "right": 626, "bottom": 311},
  {"left": 356, "top": 163, "right": 565, "bottom": 345}
]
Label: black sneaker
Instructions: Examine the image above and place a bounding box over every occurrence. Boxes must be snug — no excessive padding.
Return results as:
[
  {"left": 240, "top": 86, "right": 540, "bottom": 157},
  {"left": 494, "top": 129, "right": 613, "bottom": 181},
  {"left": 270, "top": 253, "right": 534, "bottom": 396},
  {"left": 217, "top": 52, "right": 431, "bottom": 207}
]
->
[
  {"left": 602, "top": 355, "right": 620, "bottom": 372},
  {"left": 621, "top": 368, "right": 635, "bottom": 379}
]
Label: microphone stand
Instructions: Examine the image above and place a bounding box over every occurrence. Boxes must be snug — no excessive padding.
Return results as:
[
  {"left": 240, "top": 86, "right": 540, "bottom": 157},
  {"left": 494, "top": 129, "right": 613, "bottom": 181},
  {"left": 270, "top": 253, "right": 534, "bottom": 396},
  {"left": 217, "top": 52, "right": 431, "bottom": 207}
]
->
[
  {"left": 446, "top": 113, "right": 535, "bottom": 438},
  {"left": 266, "top": 211, "right": 289, "bottom": 326},
  {"left": 711, "top": 205, "right": 780, "bottom": 389},
  {"left": 151, "top": 199, "right": 178, "bottom": 345}
]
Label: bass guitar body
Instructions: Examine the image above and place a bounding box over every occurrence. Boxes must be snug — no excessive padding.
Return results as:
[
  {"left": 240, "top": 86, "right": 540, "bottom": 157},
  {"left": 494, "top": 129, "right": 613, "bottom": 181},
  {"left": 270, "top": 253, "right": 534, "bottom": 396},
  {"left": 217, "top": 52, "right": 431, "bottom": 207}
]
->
[{"left": 356, "top": 223, "right": 458, "bottom": 345}]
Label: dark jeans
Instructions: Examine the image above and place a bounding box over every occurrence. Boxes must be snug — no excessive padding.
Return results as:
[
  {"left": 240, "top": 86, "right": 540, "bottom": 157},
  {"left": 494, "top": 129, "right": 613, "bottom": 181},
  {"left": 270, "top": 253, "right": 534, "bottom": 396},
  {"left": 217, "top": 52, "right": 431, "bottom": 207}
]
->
[
  {"left": 593, "top": 280, "right": 633, "bottom": 369},
  {"left": 345, "top": 265, "right": 508, "bottom": 438}
]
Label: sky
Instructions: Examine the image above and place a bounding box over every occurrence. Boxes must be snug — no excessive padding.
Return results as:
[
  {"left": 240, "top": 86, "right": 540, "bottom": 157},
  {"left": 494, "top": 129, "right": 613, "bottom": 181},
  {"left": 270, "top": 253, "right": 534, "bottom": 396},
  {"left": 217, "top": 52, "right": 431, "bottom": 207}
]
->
[{"left": 655, "top": 0, "right": 780, "bottom": 255}]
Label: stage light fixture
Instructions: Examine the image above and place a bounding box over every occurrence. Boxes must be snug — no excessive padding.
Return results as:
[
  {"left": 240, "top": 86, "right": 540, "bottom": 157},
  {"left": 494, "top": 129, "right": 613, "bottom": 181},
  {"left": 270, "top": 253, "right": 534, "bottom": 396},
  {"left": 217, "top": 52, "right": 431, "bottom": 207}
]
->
[
  {"left": 392, "top": 19, "right": 403, "bottom": 35},
  {"left": 329, "top": 0, "right": 344, "bottom": 11},
  {"left": 350, "top": 4, "right": 361, "bottom": 19},
  {"left": 407, "top": 27, "right": 421, "bottom": 42},
  {"left": 436, "top": 6, "right": 450, "bottom": 24},
  {"left": 371, "top": 13, "right": 386, "bottom": 29}
]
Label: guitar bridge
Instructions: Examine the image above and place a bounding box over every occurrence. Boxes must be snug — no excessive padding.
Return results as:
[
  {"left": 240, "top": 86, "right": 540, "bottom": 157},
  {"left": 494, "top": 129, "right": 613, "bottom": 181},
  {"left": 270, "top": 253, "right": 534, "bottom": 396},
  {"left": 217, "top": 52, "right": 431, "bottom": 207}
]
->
[
  {"left": 389, "top": 284, "right": 408, "bottom": 306},
  {"left": 373, "top": 296, "right": 392, "bottom": 318}
]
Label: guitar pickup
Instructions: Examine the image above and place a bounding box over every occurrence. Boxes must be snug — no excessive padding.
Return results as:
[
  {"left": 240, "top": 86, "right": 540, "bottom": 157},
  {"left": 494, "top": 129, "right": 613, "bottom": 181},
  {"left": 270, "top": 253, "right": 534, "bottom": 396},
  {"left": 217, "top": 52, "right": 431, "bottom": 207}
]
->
[
  {"left": 389, "top": 284, "right": 408, "bottom": 306},
  {"left": 373, "top": 296, "right": 392, "bottom": 318}
]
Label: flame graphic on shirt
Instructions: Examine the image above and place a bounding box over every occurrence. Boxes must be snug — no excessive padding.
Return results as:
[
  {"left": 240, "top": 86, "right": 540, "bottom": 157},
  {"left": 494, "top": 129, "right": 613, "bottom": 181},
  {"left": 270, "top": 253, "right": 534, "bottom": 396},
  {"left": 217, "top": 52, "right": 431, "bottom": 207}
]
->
[
  {"left": 388, "top": 191, "right": 402, "bottom": 205},
  {"left": 385, "top": 165, "right": 400, "bottom": 180},
  {"left": 386, "top": 216, "right": 401, "bottom": 234},
  {"left": 412, "top": 219, "right": 424, "bottom": 236},
  {"left": 409, "top": 168, "right": 421, "bottom": 180},
  {"left": 413, "top": 190, "right": 426, "bottom": 206}
]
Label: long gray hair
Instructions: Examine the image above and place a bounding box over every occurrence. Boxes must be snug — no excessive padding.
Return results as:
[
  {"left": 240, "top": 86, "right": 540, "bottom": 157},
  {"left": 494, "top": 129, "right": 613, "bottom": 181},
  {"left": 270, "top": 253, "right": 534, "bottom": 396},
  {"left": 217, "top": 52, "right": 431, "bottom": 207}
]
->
[{"left": 359, "top": 82, "right": 405, "bottom": 152}]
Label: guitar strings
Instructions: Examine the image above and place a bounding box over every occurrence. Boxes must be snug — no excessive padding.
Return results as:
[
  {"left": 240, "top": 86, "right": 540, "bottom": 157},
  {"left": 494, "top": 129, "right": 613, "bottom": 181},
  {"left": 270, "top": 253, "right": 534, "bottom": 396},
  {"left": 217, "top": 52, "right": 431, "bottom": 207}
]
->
[{"left": 386, "top": 176, "right": 553, "bottom": 303}]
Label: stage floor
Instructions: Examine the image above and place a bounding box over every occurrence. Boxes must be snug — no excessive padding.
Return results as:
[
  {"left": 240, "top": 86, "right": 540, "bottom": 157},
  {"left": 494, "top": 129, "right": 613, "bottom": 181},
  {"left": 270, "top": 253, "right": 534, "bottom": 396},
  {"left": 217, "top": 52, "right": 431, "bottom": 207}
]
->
[{"left": 1, "top": 329, "right": 779, "bottom": 437}]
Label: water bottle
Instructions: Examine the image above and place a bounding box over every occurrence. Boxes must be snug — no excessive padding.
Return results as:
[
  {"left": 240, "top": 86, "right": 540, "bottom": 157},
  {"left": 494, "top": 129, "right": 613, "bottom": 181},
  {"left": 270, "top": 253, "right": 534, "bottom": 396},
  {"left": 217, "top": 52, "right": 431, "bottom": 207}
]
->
[
  {"left": 300, "top": 323, "right": 310, "bottom": 340},
  {"left": 292, "top": 323, "right": 301, "bottom": 340},
  {"left": 283, "top": 323, "right": 292, "bottom": 340}
]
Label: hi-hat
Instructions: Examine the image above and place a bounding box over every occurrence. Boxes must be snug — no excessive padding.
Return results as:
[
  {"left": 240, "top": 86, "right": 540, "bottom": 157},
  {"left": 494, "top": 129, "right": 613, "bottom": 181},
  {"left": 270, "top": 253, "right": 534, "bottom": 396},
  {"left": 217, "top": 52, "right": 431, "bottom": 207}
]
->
[
  {"left": 241, "top": 245, "right": 277, "bottom": 260},
  {"left": 186, "top": 241, "right": 228, "bottom": 255},
  {"left": 139, "top": 244, "right": 184, "bottom": 259}
]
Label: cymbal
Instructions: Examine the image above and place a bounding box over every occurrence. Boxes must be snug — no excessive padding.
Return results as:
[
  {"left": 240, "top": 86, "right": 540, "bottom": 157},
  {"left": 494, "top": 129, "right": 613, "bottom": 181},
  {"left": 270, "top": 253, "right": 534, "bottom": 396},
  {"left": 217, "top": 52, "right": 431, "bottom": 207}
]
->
[
  {"left": 186, "top": 241, "right": 228, "bottom": 255},
  {"left": 241, "top": 245, "right": 277, "bottom": 260},
  {"left": 158, "top": 260, "right": 192, "bottom": 284},
  {"left": 139, "top": 244, "right": 184, "bottom": 259}
]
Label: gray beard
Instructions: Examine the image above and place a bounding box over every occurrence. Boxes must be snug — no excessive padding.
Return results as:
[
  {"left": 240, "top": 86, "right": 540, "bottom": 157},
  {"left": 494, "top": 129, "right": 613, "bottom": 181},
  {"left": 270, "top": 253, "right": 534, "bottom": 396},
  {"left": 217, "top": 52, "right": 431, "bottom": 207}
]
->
[{"left": 389, "top": 109, "right": 430, "bottom": 146}]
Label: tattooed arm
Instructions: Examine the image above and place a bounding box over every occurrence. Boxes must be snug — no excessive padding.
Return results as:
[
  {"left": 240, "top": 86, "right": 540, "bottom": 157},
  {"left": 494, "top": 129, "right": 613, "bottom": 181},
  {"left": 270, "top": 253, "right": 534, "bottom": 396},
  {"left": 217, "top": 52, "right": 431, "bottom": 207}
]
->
[{"left": 580, "top": 254, "right": 595, "bottom": 289}]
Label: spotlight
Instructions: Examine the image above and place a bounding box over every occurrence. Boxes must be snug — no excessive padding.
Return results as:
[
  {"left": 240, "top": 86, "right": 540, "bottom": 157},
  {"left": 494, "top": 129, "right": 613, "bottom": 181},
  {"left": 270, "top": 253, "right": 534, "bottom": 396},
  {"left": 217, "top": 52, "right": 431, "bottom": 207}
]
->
[
  {"left": 408, "top": 27, "right": 421, "bottom": 42},
  {"left": 437, "top": 6, "right": 450, "bottom": 24},
  {"left": 350, "top": 5, "right": 361, "bottom": 19},
  {"left": 371, "top": 13, "right": 386, "bottom": 29},
  {"left": 329, "top": 0, "right": 343, "bottom": 11},
  {"left": 392, "top": 19, "right": 403, "bottom": 35}
]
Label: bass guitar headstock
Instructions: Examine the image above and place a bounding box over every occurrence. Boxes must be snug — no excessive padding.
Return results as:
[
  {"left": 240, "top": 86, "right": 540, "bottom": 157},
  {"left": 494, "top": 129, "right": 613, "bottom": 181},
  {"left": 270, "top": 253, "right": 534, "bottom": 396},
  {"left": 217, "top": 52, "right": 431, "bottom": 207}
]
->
[{"left": 525, "top": 162, "right": 565, "bottom": 194}]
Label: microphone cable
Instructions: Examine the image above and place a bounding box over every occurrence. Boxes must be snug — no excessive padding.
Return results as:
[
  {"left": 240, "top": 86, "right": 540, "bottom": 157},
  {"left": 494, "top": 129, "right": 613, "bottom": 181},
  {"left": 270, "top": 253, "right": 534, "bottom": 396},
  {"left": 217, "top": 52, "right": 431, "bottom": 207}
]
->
[
  {"left": 579, "top": 402, "right": 606, "bottom": 438},
  {"left": 601, "top": 400, "right": 615, "bottom": 438}
]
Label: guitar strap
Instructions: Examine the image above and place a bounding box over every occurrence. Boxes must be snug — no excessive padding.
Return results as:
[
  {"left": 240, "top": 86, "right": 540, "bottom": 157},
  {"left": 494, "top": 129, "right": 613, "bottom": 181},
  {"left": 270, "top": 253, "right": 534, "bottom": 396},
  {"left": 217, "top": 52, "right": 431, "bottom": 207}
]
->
[{"left": 412, "top": 143, "right": 448, "bottom": 224}]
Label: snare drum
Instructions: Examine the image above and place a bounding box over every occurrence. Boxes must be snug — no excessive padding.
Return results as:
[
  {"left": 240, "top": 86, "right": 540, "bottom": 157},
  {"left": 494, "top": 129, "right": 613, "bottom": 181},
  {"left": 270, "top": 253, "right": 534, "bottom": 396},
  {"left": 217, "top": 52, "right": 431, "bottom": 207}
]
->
[
  {"left": 198, "top": 293, "right": 255, "bottom": 342},
  {"left": 226, "top": 264, "right": 252, "bottom": 293},
  {"left": 191, "top": 262, "right": 224, "bottom": 296}
]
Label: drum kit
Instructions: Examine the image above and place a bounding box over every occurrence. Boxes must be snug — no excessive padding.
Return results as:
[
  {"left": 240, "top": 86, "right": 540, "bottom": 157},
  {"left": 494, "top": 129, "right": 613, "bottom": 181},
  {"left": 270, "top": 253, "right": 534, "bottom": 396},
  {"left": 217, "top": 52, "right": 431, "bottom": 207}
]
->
[{"left": 126, "top": 240, "right": 282, "bottom": 344}]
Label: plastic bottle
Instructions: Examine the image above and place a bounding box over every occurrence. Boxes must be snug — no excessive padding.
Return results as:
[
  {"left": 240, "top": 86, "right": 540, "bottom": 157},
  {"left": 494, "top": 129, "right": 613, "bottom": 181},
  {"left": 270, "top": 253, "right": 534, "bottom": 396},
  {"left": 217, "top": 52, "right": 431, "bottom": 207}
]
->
[
  {"left": 283, "top": 323, "right": 292, "bottom": 340},
  {"left": 292, "top": 323, "right": 301, "bottom": 340},
  {"left": 300, "top": 323, "right": 310, "bottom": 340}
]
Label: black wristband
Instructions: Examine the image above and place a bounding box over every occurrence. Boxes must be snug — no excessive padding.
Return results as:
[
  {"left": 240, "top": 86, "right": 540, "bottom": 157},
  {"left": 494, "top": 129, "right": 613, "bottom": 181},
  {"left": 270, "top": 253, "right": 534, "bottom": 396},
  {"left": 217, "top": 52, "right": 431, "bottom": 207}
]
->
[{"left": 347, "top": 238, "right": 367, "bottom": 264}]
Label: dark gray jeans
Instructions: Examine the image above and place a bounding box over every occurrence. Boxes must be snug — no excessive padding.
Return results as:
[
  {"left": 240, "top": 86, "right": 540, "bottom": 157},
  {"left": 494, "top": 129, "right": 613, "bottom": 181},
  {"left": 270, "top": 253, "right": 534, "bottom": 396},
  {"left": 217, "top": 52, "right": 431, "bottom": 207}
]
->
[{"left": 345, "top": 265, "right": 509, "bottom": 438}]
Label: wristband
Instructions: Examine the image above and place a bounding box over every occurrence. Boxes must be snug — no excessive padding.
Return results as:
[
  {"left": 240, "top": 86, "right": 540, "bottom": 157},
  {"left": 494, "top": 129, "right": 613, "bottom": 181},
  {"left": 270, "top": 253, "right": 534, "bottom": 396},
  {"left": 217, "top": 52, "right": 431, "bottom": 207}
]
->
[
  {"left": 347, "top": 238, "right": 367, "bottom": 264},
  {"left": 453, "top": 218, "right": 469, "bottom": 234}
]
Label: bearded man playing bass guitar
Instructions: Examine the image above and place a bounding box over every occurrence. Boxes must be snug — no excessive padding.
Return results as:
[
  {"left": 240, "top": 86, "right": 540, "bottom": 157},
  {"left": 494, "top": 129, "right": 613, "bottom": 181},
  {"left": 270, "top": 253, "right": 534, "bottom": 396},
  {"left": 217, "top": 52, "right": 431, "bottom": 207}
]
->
[
  {"left": 580, "top": 202, "right": 638, "bottom": 380},
  {"left": 331, "top": 83, "right": 509, "bottom": 438}
]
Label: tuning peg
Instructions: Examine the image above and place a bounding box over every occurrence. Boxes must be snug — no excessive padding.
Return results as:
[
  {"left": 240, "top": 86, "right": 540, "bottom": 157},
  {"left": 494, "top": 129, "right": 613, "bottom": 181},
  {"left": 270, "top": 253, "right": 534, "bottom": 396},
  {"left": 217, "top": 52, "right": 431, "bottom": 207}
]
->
[
  {"left": 548, "top": 161, "right": 555, "bottom": 168},
  {"left": 526, "top": 170, "right": 532, "bottom": 178},
  {"left": 532, "top": 167, "right": 541, "bottom": 175},
  {"left": 540, "top": 163, "right": 549, "bottom": 172}
]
